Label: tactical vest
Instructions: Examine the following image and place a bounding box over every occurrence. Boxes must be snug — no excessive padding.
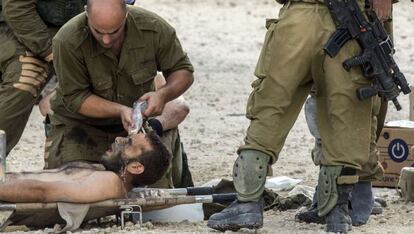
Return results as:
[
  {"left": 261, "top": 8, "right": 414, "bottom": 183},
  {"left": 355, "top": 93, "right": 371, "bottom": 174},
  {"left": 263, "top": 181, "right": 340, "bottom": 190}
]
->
[{"left": 37, "top": 0, "right": 86, "bottom": 26}]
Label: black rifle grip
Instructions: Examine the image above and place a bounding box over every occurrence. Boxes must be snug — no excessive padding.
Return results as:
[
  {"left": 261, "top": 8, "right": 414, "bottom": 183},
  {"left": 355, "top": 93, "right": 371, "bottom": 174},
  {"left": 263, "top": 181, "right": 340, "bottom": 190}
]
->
[{"left": 187, "top": 187, "right": 214, "bottom": 196}]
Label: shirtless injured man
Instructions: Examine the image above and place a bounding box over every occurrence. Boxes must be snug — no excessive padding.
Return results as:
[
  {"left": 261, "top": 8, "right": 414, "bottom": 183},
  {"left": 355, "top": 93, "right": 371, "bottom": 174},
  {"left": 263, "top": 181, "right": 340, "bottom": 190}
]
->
[{"left": 0, "top": 131, "right": 171, "bottom": 204}]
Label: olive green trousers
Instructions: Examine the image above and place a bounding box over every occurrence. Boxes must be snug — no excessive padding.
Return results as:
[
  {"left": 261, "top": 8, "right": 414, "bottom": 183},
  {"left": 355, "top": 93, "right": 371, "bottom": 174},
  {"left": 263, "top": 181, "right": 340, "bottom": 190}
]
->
[
  {"left": 238, "top": 2, "right": 378, "bottom": 170},
  {"left": 0, "top": 23, "right": 51, "bottom": 154}
]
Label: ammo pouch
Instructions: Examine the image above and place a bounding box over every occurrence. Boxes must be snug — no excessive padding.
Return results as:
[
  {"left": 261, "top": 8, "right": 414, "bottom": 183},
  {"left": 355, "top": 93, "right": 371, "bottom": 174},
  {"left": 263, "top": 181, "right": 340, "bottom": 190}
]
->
[{"left": 37, "top": 0, "right": 86, "bottom": 26}]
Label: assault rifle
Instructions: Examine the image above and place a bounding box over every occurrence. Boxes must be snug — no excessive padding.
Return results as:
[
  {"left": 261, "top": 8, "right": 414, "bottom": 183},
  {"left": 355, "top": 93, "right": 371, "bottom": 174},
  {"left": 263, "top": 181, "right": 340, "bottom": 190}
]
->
[{"left": 323, "top": 0, "right": 410, "bottom": 110}]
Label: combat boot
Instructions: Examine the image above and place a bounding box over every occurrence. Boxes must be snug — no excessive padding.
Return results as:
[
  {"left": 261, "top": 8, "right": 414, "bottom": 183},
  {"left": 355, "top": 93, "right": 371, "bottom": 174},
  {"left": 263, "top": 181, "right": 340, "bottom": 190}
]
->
[
  {"left": 295, "top": 186, "right": 326, "bottom": 224},
  {"left": 349, "top": 181, "right": 374, "bottom": 226},
  {"left": 295, "top": 201, "right": 326, "bottom": 224},
  {"left": 326, "top": 184, "right": 353, "bottom": 233},
  {"left": 207, "top": 199, "right": 263, "bottom": 232}
]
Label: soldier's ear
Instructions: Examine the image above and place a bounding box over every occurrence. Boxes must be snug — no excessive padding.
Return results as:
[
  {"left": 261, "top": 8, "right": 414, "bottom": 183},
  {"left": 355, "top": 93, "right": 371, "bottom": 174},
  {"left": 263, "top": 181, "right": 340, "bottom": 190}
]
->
[
  {"left": 126, "top": 161, "right": 144, "bottom": 175},
  {"left": 85, "top": 5, "right": 88, "bottom": 17}
]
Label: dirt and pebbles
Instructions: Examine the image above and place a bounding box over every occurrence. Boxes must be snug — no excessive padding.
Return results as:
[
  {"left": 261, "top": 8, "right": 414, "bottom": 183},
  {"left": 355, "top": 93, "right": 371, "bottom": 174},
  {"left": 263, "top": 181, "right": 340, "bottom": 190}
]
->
[{"left": 4, "top": 0, "right": 414, "bottom": 233}]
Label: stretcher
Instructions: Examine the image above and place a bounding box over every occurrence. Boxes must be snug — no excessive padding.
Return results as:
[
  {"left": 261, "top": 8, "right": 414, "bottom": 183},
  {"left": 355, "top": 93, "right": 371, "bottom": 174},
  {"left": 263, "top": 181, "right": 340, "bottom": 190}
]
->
[{"left": 0, "top": 187, "right": 236, "bottom": 231}]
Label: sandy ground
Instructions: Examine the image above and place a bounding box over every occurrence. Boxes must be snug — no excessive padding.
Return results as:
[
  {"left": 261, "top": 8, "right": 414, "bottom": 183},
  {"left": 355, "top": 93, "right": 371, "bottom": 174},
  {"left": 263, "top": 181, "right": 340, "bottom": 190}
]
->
[{"left": 4, "top": 0, "right": 414, "bottom": 233}]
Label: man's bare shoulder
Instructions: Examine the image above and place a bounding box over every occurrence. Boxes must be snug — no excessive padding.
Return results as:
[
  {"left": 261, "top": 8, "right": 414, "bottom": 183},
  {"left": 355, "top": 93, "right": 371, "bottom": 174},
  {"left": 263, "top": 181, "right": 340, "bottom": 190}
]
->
[
  {"left": 87, "top": 170, "right": 121, "bottom": 181},
  {"left": 46, "top": 170, "right": 126, "bottom": 203},
  {"left": 82, "top": 170, "right": 125, "bottom": 196}
]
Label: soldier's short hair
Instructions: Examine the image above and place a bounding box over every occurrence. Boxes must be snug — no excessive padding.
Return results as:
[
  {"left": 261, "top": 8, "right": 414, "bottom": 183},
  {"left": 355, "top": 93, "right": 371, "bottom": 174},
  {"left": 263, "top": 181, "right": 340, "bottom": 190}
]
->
[{"left": 131, "top": 131, "right": 172, "bottom": 186}]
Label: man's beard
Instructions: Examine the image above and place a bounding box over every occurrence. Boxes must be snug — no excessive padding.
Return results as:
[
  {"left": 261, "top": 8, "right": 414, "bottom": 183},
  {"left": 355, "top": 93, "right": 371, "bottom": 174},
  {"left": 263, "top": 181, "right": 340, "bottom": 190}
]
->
[{"left": 100, "top": 152, "right": 124, "bottom": 173}]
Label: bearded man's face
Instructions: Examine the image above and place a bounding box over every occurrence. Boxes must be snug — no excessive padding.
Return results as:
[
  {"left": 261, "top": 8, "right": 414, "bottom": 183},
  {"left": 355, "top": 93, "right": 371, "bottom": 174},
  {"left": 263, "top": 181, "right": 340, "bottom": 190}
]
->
[{"left": 101, "top": 133, "right": 151, "bottom": 172}]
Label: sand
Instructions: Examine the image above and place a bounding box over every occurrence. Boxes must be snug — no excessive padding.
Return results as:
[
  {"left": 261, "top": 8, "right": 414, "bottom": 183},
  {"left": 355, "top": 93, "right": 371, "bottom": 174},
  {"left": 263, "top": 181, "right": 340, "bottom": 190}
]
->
[{"left": 5, "top": 0, "right": 414, "bottom": 233}]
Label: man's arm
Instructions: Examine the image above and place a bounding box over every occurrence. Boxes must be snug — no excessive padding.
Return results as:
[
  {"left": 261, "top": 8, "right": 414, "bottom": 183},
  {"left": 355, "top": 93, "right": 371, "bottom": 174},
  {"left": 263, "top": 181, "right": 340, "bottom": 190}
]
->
[
  {"left": 78, "top": 95, "right": 143, "bottom": 133},
  {"left": 140, "top": 17, "right": 194, "bottom": 118},
  {"left": 2, "top": 0, "right": 52, "bottom": 60},
  {"left": 151, "top": 74, "right": 190, "bottom": 131},
  {"left": 0, "top": 171, "right": 125, "bottom": 203},
  {"left": 139, "top": 69, "right": 193, "bottom": 118},
  {"left": 78, "top": 94, "right": 133, "bottom": 129}
]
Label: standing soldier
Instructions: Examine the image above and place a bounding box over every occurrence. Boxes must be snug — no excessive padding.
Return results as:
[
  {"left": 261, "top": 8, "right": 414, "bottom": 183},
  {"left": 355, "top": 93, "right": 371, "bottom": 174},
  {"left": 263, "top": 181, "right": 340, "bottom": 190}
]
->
[
  {"left": 0, "top": 0, "right": 86, "bottom": 155},
  {"left": 207, "top": 0, "right": 396, "bottom": 233}
]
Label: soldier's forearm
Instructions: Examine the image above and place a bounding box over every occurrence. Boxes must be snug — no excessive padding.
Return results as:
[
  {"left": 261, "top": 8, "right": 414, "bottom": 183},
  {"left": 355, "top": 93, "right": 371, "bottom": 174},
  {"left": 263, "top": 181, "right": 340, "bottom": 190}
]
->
[
  {"left": 159, "top": 69, "right": 194, "bottom": 104},
  {"left": 78, "top": 94, "right": 128, "bottom": 119}
]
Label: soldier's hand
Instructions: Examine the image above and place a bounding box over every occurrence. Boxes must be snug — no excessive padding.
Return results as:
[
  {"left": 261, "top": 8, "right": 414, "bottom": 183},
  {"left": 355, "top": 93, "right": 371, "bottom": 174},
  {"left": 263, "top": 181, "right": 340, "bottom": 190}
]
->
[
  {"left": 44, "top": 53, "right": 53, "bottom": 63},
  {"left": 371, "top": 0, "right": 392, "bottom": 22},
  {"left": 138, "top": 91, "right": 166, "bottom": 118},
  {"left": 120, "top": 106, "right": 133, "bottom": 132},
  {"left": 14, "top": 52, "right": 49, "bottom": 97}
]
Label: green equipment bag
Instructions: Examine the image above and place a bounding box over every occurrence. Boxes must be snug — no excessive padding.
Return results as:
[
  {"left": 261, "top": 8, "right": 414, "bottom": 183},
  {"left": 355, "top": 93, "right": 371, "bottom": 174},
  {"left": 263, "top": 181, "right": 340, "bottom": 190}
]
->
[{"left": 37, "top": 0, "right": 86, "bottom": 26}]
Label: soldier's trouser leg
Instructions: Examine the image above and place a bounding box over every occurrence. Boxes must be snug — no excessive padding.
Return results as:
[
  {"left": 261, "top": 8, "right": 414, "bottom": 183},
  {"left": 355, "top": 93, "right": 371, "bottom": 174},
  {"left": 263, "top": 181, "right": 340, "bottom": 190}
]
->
[
  {"left": 0, "top": 58, "right": 33, "bottom": 155},
  {"left": 0, "top": 23, "right": 50, "bottom": 155},
  {"left": 44, "top": 124, "right": 122, "bottom": 169},
  {"left": 150, "top": 128, "right": 186, "bottom": 188},
  {"left": 301, "top": 94, "right": 382, "bottom": 225},
  {"left": 171, "top": 132, "right": 194, "bottom": 188},
  {"left": 240, "top": 1, "right": 373, "bottom": 171},
  {"left": 306, "top": 93, "right": 382, "bottom": 179}
]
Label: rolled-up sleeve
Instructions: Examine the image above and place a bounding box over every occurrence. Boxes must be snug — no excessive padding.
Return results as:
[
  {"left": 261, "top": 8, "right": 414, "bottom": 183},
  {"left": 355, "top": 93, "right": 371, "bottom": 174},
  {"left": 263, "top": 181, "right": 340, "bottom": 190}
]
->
[
  {"left": 2, "top": 0, "right": 51, "bottom": 58},
  {"left": 53, "top": 38, "right": 91, "bottom": 113},
  {"left": 155, "top": 20, "right": 194, "bottom": 78}
]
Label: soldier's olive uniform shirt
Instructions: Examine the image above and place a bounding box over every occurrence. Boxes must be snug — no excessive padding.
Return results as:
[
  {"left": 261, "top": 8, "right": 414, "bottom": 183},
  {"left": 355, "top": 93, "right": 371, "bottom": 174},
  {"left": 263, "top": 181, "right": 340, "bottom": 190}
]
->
[
  {"left": 50, "top": 6, "right": 193, "bottom": 128},
  {"left": 46, "top": 6, "right": 193, "bottom": 168}
]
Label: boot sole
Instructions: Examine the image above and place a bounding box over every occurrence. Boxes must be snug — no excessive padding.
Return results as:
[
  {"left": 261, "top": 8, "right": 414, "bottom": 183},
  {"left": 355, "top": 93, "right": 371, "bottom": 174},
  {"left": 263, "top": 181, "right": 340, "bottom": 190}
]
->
[{"left": 207, "top": 213, "right": 263, "bottom": 232}]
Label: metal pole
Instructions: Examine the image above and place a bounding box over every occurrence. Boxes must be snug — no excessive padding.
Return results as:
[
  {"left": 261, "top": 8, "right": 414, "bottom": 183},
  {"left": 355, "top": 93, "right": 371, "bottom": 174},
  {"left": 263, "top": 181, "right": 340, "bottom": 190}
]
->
[{"left": 0, "top": 130, "right": 6, "bottom": 182}]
